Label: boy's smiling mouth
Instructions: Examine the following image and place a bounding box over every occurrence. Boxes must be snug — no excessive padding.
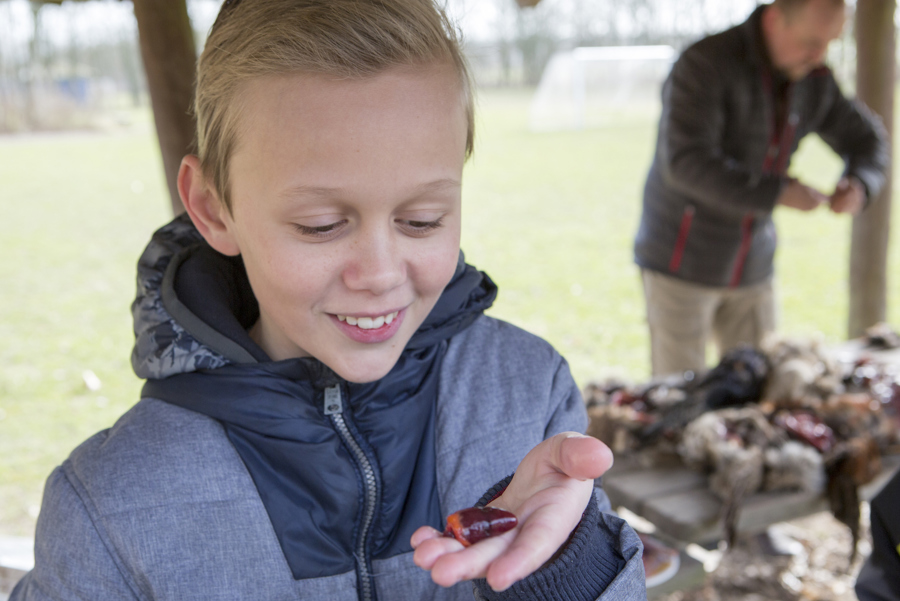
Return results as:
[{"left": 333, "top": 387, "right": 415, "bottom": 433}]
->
[
  {"left": 336, "top": 311, "right": 400, "bottom": 330},
  {"left": 331, "top": 309, "right": 406, "bottom": 345}
]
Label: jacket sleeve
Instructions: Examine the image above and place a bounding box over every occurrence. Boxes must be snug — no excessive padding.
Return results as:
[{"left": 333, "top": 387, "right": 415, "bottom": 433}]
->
[
  {"left": 470, "top": 359, "right": 646, "bottom": 601},
  {"left": 855, "top": 471, "right": 900, "bottom": 601},
  {"left": 812, "top": 74, "right": 889, "bottom": 205},
  {"left": 471, "top": 491, "right": 645, "bottom": 601},
  {"left": 657, "top": 48, "right": 784, "bottom": 219},
  {"left": 9, "top": 467, "right": 142, "bottom": 601},
  {"left": 856, "top": 561, "right": 900, "bottom": 601}
]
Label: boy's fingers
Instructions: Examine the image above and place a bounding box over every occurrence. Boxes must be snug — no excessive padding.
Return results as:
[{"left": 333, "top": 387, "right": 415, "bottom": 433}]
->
[
  {"left": 410, "top": 525, "right": 442, "bottom": 549},
  {"left": 485, "top": 506, "right": 572, "bottom": 591},
  {"left": 555, "top": 433, "right": 613, "bottom": 481},
  {"left": 412, "top": 535, "right": 464, "bottom": 570},
  {"left": 428, "top": 532, "right": 511, "bottom": 587}
]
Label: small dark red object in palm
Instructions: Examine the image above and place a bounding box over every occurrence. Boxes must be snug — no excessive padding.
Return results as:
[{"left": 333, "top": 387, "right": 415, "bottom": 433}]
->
[{"left": 442, "top": 506, "right": 517, "bottom": 547}]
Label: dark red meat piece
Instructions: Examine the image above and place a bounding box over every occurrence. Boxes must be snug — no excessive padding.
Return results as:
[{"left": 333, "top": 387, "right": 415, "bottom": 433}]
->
[
  {"left": 775, "top": 412, "right": 835, "bottom": 453},
  {"left": 442, "top": 506, "right": 517, "bottom": 547}
]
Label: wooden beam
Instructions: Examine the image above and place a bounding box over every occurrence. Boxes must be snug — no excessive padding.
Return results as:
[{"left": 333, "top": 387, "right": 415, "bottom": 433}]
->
[
  {"left": 850, "top": 0, "right": 896, "bottom": 337},
  {"left": 132, "top": 0, "right": 196, "bottom": 216}
]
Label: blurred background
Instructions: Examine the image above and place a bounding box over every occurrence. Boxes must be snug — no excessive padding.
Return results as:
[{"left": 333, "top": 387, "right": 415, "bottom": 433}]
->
[{"left": 0, "top": 0, "right": 894, "bottom": 565}]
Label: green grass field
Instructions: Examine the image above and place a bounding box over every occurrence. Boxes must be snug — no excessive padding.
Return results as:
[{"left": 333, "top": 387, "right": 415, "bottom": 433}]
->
[{"left": 1, "top": 88, "right": 898, "bottom": 538}]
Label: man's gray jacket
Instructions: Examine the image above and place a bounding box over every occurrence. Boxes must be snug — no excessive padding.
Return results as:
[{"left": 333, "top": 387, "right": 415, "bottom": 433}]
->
[{"left": 635, "top": 5, "right": 888, "bottom": 288}]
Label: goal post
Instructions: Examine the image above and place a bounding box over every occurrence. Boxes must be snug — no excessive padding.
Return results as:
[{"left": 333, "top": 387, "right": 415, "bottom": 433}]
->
[{"left": 529, "top": 45, "right": 675, "bottom": 132}]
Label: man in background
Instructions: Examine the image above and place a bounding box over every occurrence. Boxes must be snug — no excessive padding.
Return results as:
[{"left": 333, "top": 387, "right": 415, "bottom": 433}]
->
[{"left": 634, "top": 0, "right": 888, "bottom": 376}]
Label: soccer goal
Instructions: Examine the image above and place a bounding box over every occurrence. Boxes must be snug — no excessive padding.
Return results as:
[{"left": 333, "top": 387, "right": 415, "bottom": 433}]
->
[{"left": 529, "top": 45, "right": 675, "bottom": 132}]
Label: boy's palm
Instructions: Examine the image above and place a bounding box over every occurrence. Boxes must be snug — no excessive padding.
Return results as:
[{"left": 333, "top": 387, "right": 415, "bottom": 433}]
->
[{"left": 411, "top": 433, "right": 613, "bottom": 592}]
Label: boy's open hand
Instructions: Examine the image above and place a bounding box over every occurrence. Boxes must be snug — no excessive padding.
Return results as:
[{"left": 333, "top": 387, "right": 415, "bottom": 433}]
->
[{"left": 411, "top": 433, "right": 613, "bottom": 592}]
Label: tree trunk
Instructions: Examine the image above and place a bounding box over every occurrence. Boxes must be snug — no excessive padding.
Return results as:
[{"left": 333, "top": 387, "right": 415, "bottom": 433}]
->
[
  {"left": 132, "top": 0, "right": 196, "bottom": 216},
  {"left": 849, "top": 0, "right": 895, "bottom": 337}
]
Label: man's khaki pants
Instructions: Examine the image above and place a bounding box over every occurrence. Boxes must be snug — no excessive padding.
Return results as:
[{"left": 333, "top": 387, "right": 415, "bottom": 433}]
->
[{"left": 641, "top": 269, "right": 775, "bottom": 377}]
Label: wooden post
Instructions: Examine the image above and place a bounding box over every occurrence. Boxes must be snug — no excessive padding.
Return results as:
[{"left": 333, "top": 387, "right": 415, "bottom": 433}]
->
[
  {"left": 132, "top": 0, "right": 196, "bottom": 216},
  {"left": 25, "top": 2, "right": 43, "bottom": 129},
  {"left": 850, "top": 0, "right": 895, "bottom": 337}
]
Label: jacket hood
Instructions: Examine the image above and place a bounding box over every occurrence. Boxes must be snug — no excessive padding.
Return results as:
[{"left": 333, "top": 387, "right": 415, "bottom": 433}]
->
[{"left": 131, "top": 213, "right": 497, "bottom": 381}]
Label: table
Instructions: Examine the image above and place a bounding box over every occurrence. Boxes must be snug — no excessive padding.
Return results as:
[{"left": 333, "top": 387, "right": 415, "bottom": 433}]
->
[{"left": 603, "top": 453, "right": 900, "bottom": 545}]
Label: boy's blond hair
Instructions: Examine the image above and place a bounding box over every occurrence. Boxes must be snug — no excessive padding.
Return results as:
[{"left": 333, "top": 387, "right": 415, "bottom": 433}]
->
[{"left": 195, "top": 0, "right": 475, "bottom": 213}]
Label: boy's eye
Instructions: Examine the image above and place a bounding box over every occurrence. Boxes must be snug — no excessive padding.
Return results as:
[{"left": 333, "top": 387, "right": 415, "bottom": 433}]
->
[
  {"left": 400, "top": 217, "right": 444, "bottom": 236},
  {"left": 293, "top": 220, "right": 347, "bottom": 238}
]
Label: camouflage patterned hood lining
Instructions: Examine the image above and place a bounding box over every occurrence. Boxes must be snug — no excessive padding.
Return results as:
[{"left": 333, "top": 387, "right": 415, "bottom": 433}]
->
[{"left": 131, "top": 214, "right": 236, "bottom": 380}]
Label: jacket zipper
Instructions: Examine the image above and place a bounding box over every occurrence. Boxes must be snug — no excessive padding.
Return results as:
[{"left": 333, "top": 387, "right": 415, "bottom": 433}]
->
[
  {"left": 761, "top": 69, "right": 797, "bottom": 176},
  {"left": 325, "top": 384, "right": 378, "bottom": 601}
]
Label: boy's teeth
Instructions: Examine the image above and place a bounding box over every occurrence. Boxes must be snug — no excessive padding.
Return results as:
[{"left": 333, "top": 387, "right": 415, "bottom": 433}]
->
[{"left": 338, "top": 311, "right": 398, "bottom": 329}]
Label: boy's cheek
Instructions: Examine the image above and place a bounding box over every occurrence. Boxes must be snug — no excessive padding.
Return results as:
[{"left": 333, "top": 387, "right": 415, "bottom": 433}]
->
[{"left": 430, "top": 245, "right": 464, "bottom": 293}]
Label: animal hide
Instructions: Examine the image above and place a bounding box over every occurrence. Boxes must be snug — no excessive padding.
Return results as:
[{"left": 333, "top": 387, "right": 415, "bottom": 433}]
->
[{"left": 584, "top": 335, "right": 900, "bottom": 556}]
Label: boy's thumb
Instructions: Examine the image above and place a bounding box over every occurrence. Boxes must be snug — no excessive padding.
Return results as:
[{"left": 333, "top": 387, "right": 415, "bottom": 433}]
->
[{"left": 557, "top": 433, "right": 613, "bottom": 481}]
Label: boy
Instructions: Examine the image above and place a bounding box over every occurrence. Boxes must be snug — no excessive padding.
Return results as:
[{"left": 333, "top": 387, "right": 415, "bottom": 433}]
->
[{"left": 11, "top": 1, "right": 644, "bottom": 599}]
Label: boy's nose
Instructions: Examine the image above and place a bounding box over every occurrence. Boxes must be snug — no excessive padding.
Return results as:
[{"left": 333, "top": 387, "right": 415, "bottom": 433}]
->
[{"left": 342, "top": 230, "right": 406, "bottom": 295}]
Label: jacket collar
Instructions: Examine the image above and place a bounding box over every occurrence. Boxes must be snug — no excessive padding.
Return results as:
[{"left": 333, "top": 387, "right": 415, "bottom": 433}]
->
[{"left": 740, "top": 4, "right": 772, "bottom": 73}]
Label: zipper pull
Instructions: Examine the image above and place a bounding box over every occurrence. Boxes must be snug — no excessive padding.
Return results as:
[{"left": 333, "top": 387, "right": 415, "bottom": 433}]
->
[{"left": 324, "top": 384, "right": 343, "bottom": 415}]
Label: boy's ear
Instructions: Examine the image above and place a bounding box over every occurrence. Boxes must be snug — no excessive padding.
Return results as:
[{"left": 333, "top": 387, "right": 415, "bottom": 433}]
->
[{"left": 178, "top": 155, "right": 241, "bottom": 257}]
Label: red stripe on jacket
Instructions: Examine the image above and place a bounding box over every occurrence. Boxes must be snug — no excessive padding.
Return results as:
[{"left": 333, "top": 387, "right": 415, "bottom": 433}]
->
[
  {"left": 668, "top": 205, "right": 695, "bottom": 273},
  {"left": 729, "top": 214, "right": 755, "bottom": 287}
]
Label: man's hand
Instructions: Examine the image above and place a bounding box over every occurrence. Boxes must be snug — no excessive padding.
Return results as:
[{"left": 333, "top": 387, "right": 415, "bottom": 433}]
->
[
  {"left": 829, "top": 176, "right": 866, "bottom": 215},
  {"left": 776, "top": 179, "right": 828, "bottom": 211},
  {"left": 411, "top": 433, "right": 613, "bottom": 592}
]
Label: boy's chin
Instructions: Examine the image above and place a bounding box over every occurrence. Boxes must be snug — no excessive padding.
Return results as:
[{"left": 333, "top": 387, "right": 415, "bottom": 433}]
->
[{"left": 325, "top": 350, "right": 404, "bottom": 384}]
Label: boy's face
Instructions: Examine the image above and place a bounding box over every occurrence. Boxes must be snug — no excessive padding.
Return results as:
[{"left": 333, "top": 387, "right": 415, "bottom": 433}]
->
[{"left": 219, "top": 67, "right": 466, "bottom": 383}]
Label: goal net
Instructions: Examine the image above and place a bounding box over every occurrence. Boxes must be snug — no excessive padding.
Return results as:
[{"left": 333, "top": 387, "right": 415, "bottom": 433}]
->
[{"left": 529, "top": 45, "right": 676, "bottom": 132}]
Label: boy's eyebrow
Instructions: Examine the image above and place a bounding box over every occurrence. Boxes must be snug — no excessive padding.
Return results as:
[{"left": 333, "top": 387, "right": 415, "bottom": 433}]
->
[
  {"left": 279, "top": 178, "right": 461, "bottom": 201},
  {"left": 410, "top": 178, "right": 462, "bottom": 195},
  {"left": 278, "top": 185, "right": 343, "bottom": 200}
]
